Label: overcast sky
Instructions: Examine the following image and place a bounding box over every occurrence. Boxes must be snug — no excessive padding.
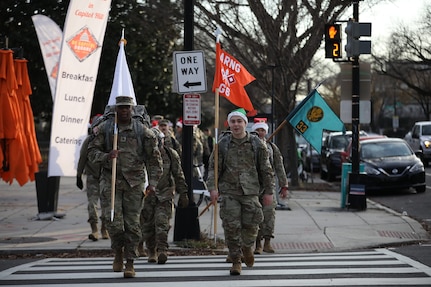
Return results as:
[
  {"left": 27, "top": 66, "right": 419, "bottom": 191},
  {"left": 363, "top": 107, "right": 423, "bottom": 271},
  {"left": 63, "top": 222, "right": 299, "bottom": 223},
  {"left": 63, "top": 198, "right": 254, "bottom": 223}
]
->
[{"left": 360, "top": 0, "right": 427, "bottom": 42}]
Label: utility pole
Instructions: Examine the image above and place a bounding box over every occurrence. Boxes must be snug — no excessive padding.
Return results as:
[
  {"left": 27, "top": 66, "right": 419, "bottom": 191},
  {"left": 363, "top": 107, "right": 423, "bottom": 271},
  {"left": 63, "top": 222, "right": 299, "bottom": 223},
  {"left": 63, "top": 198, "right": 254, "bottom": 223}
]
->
[
  {"left": 351, "top": 2, "right": 360, "bottom": 175},
  {"left": 173, "top": 0, "right": 200, "bottom": 241},
  {"left": 345, "top": 0, "right": 371, "bottom": 210}
]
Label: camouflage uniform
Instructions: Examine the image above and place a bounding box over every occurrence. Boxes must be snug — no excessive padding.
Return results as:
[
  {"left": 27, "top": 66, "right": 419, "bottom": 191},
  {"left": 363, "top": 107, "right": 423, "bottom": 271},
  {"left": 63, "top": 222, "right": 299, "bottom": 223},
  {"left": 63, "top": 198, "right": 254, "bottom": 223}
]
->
[
  {"left": 258, "top": 141, "right": 288, "bottom": 240},
  {"left": 163, "top": 133, "right": 182, "bottom": 156},
  {"left": 141, "top": 145, "right": 188, "bottom": 254},
  {"left": 206, "top": 132, "right": 275, "bottom": 262},
  {"left": 77, "top": 135, "right": 102, "bottom": 226},
  {"left": 88, "top": 118, "right": 162, "bottom": 260}
]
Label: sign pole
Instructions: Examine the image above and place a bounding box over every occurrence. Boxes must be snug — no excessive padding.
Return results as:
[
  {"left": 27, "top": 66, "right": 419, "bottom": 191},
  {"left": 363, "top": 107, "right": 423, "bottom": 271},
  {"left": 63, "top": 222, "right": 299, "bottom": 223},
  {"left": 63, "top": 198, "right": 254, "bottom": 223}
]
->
[{"left": 173, "top": 0, "right": 201, "bottom": 241}]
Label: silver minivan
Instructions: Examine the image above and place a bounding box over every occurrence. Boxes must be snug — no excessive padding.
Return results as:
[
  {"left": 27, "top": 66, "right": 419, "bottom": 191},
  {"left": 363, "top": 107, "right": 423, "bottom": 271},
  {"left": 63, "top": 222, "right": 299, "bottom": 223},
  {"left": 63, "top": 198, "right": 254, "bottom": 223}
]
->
[{"left": 404, "top": 121, "right": 431, "bottom": 166}]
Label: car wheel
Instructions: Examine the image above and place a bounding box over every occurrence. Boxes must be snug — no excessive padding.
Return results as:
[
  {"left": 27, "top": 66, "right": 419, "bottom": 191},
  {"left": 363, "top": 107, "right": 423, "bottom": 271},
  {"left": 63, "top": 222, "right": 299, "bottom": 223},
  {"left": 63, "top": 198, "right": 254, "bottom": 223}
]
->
[
  {"left": 419, "top": 150, "right": 429, "bottom": 167},
  {"left": 416, "top": 185, "right": 426, "bottom": 193}
]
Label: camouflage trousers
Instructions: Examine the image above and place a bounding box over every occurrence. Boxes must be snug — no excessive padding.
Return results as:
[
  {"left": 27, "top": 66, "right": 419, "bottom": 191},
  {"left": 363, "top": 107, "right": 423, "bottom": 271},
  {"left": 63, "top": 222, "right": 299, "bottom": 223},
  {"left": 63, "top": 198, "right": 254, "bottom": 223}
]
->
[
  {"left": 100, "top": 172, "right": 144, "bottom": 260},
  {"left": 86, "top": 174, "right": 101, "bottom": 224},
  {"left": 258, "top": 194, "right": 277, "bottom": 239},
  {"left": 219, "top": 194, "right": 263, "bottom": 261},
  {"left": 141, "top": 194, "right": 173, "bottom": 252}
]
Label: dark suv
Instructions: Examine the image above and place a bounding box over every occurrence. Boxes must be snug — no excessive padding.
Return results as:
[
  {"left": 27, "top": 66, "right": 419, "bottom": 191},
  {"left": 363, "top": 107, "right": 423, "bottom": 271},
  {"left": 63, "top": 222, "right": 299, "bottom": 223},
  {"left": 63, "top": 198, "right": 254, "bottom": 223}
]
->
[{"left": 320, "top": 131, "right": 367, "bottom": 181}]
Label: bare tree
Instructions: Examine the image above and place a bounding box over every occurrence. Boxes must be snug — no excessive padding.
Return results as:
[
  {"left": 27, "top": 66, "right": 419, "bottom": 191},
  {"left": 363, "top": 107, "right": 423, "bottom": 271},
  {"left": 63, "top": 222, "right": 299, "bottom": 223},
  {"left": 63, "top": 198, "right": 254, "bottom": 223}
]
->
[
  {"left": 194, "top": 0, "right": 354, "bottom": 186},
  {"left": 374, "top": 4, "right": 431, "bottom": 120}
]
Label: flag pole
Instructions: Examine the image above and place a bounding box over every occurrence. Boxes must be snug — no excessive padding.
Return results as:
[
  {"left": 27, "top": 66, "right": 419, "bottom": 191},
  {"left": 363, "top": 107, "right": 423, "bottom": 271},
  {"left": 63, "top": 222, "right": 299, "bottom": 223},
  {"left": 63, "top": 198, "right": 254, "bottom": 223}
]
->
[
  {"left": 212, "top": 27, "right": 223, "bottom": 243},
  {"left": 266, "top": 120, "right": 287, "bottom": 142},
  {"left": 110, "top": 112, "right": 118, "bottom": 221},
  {"left": 213, "top": 88, "right": 220, "bottom": 243}
]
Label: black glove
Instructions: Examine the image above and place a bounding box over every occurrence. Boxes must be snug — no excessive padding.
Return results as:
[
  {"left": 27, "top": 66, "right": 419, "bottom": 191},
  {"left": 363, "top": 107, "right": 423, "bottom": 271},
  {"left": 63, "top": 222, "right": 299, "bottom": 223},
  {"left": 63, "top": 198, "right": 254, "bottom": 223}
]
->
[
  {"left": 178, "top": 193, "right": 189, "bottom": 208},
  {"left": 76, "top": 175, "right": 83, "bottom": 190}
]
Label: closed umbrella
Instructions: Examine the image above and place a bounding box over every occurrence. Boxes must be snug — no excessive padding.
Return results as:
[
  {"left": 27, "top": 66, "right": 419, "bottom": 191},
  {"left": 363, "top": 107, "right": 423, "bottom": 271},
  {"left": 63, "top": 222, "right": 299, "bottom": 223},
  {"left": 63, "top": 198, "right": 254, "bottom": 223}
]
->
[
  {"left": 14, "top": 58, "right": 42, "bottom": 181},
  {"left": 0, "top": 49, "right": 31, "bottom": 186}
]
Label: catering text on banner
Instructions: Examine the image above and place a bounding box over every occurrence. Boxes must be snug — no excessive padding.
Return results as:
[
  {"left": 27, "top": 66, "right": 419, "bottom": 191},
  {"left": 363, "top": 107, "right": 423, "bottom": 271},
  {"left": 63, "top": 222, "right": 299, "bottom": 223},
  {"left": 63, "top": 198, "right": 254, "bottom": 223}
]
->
[{"left": 48, "top": 0, "right": 111, "bottom": 177}]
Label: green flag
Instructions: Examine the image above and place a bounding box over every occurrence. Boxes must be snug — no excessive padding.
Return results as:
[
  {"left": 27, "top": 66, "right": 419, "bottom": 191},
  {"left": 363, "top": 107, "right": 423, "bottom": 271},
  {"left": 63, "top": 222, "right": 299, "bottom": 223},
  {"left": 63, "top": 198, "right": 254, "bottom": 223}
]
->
[{"left": 287, "top": 89, "right": 345, "bottom": 154}]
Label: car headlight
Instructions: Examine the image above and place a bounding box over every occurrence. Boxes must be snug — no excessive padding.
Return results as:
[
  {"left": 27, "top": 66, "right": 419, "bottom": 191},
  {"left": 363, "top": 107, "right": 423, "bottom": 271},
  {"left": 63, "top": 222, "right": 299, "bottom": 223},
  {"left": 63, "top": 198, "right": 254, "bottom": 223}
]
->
[
  {"left": 423, "top": 140, "right": 431, "bottom": 148},
  {"left": 364, "top": 165, "right": 380, "bottom": 175},
  {"left": 410, "top": 162, "right": 424, "bottom": 173}
]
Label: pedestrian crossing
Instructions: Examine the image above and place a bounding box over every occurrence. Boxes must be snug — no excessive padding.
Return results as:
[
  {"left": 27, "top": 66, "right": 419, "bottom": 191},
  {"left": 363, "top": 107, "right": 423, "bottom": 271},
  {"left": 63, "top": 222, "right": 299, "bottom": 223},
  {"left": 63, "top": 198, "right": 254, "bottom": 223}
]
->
[{"left": 1, "top": 248, "right": 431, "bottom": 286}]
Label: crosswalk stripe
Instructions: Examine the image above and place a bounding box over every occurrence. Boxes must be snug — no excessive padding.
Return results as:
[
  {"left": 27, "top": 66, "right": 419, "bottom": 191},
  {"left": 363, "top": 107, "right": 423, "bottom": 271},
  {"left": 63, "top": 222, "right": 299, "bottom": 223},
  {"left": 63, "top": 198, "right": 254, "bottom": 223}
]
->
[
  {"left": 0, "top": 249, "right": 430, "bottom": 286},
  {"left": 23, "top": 259, "right": 407, "bottom": 272},
  {"left": 9, "top": 278, "right": 431, "bottom": 287},
  {"left": 5, "top": 267, "right": 425, "bottom": 280}
]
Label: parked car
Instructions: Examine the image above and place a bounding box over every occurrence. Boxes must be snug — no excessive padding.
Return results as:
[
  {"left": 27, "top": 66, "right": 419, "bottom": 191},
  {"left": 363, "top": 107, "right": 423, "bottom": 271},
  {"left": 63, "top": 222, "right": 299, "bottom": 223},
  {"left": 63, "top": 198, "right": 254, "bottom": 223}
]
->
[
  {"left": 340, "top": 135, "right": 387, "bottom": 164},
  {"left": 404, "top": 121, "right": 431, "bottom": 166},
  {"left": 343, "top": 137, "right": 426, "bottom": 193},
  {"left": 320, "top": 130, "right": 367, "bottom": 181}
]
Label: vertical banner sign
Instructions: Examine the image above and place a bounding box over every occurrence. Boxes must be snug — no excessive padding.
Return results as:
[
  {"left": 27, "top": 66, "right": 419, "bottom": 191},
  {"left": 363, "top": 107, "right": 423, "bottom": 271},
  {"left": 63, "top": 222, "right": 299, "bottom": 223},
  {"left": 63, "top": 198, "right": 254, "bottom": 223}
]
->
[
  {"left": 31, "top": 15, "right": 63, "bottom": 101},
  {"left": 48, "top": 0, "right": 111, "bottom": 177}
]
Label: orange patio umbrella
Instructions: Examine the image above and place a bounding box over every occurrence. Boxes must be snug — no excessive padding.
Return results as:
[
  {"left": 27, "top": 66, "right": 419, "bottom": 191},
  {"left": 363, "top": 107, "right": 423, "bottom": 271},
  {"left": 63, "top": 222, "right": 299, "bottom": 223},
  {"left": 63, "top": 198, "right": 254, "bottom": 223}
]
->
[
  {"left": 14, "top": 58, "right": 42, "bottom": 181},
  {"left": 0, "top": 49, "right": 34, "bottom": 186}
]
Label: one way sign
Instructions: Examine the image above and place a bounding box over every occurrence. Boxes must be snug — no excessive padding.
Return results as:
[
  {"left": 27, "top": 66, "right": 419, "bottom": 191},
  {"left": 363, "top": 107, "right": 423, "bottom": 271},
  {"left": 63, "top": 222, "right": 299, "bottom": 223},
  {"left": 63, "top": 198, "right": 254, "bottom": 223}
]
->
[{"left": 173, "top": 50, "right": 207, "bottom": 94}]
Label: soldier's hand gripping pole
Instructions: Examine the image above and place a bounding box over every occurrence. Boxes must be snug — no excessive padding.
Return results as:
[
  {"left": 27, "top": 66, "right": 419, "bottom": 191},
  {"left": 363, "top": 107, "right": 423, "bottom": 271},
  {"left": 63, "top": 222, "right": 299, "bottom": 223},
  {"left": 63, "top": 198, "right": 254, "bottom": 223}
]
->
[{"left": 110, "top": 112, "right": 118, "bottom": 222}]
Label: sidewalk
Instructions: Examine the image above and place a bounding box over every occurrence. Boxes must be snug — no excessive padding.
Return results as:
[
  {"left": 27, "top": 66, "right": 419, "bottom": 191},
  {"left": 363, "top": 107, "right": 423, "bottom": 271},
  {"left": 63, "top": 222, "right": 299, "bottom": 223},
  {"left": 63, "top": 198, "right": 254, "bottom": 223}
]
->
[{"left": 0, "top": 176, "right": 429, "bottom": 255}]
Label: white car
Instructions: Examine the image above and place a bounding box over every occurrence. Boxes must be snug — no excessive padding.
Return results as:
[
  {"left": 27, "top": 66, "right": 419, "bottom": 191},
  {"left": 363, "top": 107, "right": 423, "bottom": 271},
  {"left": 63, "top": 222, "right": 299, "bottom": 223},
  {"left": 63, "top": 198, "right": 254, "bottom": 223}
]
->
[{"left": 404, "top": 121, "right": 431, "bottom": 166}]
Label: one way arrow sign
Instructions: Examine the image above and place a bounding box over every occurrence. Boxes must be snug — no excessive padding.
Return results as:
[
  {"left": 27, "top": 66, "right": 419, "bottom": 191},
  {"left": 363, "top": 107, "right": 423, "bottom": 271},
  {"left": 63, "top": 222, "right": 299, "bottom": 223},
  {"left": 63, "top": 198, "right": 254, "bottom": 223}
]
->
[
  {"left": 173, "top": 50, "right": 207, "bottom": 94},
  {"left": 184, "top": 81, "right": 202, "bottom": 88}
]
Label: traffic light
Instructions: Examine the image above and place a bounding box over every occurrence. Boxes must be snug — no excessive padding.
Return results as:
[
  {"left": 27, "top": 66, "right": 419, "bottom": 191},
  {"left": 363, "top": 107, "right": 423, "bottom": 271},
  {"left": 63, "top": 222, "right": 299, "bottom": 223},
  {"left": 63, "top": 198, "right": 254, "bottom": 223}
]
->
[
  {"left": 345, "top": 20, "right": 372, "bottom": 58},
  {"left": 325, "top": 24, "right": 342, "bottom": 58}
]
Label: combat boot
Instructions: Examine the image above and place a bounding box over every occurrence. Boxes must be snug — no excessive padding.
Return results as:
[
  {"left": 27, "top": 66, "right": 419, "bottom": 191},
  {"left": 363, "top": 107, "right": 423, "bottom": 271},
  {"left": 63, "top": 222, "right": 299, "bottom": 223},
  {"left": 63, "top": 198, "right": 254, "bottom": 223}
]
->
[
  {"left": 88, "top": 222, "right": 99, "bottom": 241},
  {"left": 229, "top": 257, "right": 242, "bottom": 275},
  {"left": 225, "top": 254, "right": 232, "bottom": 263},
  {"left": 147, "top": 248, "right": 157, "bottom": 263},
  {"left": 254, "top": 238, "right": 263, "bottom": 254},
  {"left": 101, "top": 222, "right": 109, "bottom": 239},
  {"left": 124, "top": 259, "right": 135, "bottom": 278},
  {"left": 242, "top": 246, "right": 254, "bottom": 267},
  {"left": 157, "top": 250, "right": 168, "bottom": 264},
  {"left": 113, "top": 248, "right": 124, "bottom": 272},
  {"left": 138, "top": 241, "right": 147, "bottom": 257},
  {"left": 263, "top": 237, "right": 275, "bottom": 253}
]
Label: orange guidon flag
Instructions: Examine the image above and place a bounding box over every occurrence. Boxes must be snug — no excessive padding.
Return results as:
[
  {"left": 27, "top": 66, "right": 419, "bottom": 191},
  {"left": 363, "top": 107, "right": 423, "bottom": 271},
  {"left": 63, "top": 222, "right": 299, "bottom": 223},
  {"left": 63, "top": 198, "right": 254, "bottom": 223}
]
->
[{"left": 212, "top": 42, "right": 256, "bottom": 112}]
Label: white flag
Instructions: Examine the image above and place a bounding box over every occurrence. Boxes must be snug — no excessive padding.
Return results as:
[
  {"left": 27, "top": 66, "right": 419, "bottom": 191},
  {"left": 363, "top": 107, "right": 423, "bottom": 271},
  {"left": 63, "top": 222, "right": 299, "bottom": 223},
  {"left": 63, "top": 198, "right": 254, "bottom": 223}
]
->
[
  {"left": 107, "top": 29, "right": 137, "bottom": 106},
  {"left": 48, "top": 0, "right": 112, "bottom": 177},
  {"left": 31, "top": 15, "right": 62, "bottom": 101}
]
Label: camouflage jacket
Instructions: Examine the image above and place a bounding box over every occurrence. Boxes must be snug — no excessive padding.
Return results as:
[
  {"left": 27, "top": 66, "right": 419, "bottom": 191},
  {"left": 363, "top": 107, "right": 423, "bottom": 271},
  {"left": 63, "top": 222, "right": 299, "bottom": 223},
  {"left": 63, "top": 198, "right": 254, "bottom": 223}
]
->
[
  {"left": 155, "top": 146, "right": 188, "bottom": 202},
  {"left": 77, "top": 135, "right": 101, "bottom": 178},
  {"left": 206, "top": 132, "right": 275, "bottom": 196},
  {"left": 266, "top": 141, "right": 289, "bottom": 189},
  {"left": 88, "top": 118, "right": 162, "bottom": 188}
]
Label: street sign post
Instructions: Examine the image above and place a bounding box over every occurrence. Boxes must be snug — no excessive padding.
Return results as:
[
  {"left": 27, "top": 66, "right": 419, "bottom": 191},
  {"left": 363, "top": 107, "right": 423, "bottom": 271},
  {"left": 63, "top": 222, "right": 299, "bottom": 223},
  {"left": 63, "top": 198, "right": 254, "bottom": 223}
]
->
[
  {"left": 173, "top": 50, "right": 207, "bottom": 94},
  {"left": 183, "top": 93, "right": 201, "bottom": 126}
]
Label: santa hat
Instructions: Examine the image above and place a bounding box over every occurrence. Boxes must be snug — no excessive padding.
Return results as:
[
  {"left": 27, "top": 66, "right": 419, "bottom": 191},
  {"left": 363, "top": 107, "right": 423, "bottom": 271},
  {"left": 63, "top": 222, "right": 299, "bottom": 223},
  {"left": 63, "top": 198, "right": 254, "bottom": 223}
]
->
[
  {"left": 176, "top": 118, "right": 183, "bottom": 128},
  {"left": 227, "top": 108, "right": 248, "bottom": 123},
  {"left": 251, "top": 117, "right": 268, "bottom": 132}
]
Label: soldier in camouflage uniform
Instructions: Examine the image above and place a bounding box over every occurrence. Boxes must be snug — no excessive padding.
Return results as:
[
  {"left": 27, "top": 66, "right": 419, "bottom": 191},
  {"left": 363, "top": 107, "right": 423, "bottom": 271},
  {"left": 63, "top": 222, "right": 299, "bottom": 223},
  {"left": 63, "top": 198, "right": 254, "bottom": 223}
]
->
[
  {"left": 207, "top": 108, "right": 275, "bottom": 276},
  {"left": 88, "top": 96, "right": 163, "bottom": 278},
  {"left": 76, "top": 133, "right": 109, "bottom": 241},
  {"left": 251, "top": 119, "right": 289, "bottom": 254},
  {"left": 157, "top": 119, "right": 182, "bottom": 155},
  {"left": 140, "top": 128, "right": 189, "bottom": 264}
]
